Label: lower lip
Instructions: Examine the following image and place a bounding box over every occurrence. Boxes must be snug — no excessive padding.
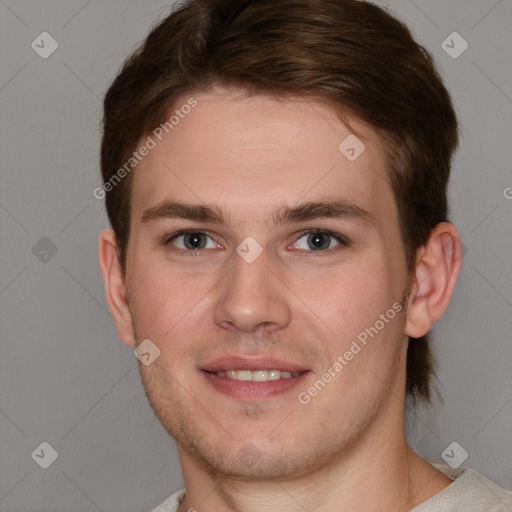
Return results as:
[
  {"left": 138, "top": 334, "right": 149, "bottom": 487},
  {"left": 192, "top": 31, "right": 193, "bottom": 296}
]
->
[{"left": 201, "top": 371, "right": 310, "bottom": 400}]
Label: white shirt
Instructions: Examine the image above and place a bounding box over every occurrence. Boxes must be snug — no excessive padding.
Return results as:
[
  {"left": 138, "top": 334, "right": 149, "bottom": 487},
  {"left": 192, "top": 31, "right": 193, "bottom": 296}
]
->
[{"left": 150, "top": 463, "right": 512, "bottom": 512}]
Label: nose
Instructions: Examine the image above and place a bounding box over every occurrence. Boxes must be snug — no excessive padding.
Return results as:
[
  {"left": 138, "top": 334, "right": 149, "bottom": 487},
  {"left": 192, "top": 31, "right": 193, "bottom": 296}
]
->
[{"left": 214, "top": 249, "right": 292, "bottom": 334}]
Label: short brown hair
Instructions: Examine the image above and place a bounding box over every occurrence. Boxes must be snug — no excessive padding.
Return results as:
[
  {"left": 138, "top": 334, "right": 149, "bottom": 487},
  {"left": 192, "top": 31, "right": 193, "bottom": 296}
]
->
[{"left": 100, "top": 0, "right": 459, "bottom": 404}]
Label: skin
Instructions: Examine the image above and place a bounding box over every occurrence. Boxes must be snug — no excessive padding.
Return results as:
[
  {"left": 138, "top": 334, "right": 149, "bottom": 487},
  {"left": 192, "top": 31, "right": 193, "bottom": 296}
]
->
[{"left": 99, "top": 88, "right": 463, "bottom": 511}]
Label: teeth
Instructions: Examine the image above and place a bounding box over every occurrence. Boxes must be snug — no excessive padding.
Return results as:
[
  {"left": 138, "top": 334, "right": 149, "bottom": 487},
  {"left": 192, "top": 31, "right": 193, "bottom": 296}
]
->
[
  {"left": 236, "top": 370, "right": 252, "bottom": 381},
  {"left": 252, "top": 370, "right": 269, "bottom": 381},
  {"left": 215, "top": 369, "right": 301, "bottom": 381}
]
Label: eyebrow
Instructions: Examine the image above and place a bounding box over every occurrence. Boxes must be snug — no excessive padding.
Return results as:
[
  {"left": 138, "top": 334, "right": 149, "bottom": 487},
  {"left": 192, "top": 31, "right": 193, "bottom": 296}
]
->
[
  {"left": 271, "top": 199, "right": 375, "bottom": 228},
  {"left": 140, "top": 199, "right": 376, "bottom": 228},
  {"left": 141, "top": 201, "right": 228, "bottom": 225}
]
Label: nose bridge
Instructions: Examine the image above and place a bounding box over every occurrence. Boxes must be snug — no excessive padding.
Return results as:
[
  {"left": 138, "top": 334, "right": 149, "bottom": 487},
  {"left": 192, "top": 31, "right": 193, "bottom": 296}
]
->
[{"left": 214, "top": 249, "right": 292, "bottom": 333}]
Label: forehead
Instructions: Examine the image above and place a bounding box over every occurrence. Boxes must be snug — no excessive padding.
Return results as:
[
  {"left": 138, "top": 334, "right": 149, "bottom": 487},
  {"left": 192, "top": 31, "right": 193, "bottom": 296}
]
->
[{"left": 130, "top": 89, "right": 396, "bottom": 227}]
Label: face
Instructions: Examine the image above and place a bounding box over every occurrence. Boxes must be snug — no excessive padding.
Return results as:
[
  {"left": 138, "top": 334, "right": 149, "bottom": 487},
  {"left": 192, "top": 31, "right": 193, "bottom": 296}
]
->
[{"left": 124, "top": 89, "right": 412, "bottom": 479}]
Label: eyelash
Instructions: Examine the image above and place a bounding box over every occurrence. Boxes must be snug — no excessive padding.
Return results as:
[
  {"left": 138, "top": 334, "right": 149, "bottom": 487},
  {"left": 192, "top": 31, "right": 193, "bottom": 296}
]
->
[{"left": 162, "top": 228, "right": 351, "bottom": 255}]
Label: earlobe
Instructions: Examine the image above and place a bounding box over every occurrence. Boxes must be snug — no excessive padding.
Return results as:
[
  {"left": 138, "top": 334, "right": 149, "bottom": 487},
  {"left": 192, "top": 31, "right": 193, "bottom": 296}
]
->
[
  {"left": 98, "top": 228, "right": 136, "bottom": 347},
  {"left": 405, "top": 222, "right": 463, "bottom": 339}
]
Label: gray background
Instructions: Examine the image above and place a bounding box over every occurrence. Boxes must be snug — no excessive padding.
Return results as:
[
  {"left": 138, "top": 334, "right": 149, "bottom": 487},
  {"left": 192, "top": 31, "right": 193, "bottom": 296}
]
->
[{"left": 0, "top": 0, "right": 511, "bottom": 510}]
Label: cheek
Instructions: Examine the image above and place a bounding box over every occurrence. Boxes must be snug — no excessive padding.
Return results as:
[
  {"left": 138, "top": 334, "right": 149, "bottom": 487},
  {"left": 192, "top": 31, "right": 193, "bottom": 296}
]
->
[
  {"left": 303, "top": 276, "right": 407, "bottom": 408},
  {"left": 127, "top": 256, "right": 183, "bottom": 337},
  {"left": 299, "top": 256, "right": 397, "bottom": 338},
  {"left": 127, "top": 252, "right": 219, "bottom": 347}
]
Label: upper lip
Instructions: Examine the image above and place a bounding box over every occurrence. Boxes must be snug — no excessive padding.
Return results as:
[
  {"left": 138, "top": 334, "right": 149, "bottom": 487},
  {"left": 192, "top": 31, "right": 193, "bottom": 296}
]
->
[{"left": 200, "top": 356, "right": 309, "bottom": 373}]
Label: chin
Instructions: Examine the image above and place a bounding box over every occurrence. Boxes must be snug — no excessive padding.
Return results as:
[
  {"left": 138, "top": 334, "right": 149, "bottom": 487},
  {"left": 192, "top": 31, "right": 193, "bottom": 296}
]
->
[
  {"left": 169, "top": 413, "right": 353, "bottom": 482},
  {"left": 180, "top": 436, "right": 334, "bottom": 481}
]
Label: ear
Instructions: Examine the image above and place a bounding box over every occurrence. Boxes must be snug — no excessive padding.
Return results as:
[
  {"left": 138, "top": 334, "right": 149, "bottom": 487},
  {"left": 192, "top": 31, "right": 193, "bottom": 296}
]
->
[
  {"left": 98, "top": 228, "right": 136, "bottom": 347},
  {"left": 405, "top": 222, "right": 463, "bottom": 338}
]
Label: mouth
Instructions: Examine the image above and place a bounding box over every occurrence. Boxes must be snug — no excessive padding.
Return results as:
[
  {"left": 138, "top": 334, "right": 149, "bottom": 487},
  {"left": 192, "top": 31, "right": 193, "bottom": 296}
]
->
[
  {"left": 199, "top": 356, "right": 310, "bottom": 400},
  {"left": 208, "top": 369, "right": 302, "bottom": 381}
]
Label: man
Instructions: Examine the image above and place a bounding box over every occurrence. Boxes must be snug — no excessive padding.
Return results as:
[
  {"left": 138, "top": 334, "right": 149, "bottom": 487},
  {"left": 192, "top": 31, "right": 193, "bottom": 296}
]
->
[{"left": 97, "top": 0, "right": 512, "bottom": 510}]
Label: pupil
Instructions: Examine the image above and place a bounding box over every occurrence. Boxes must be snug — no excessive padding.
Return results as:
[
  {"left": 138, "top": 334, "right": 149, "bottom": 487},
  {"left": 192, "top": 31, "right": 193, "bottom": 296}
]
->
[
  {"left": 308, "top": 233, "right": 329, "bottom": 250},
  {"left": 185, "top": 233, "right": 205, "bottom": 250}
]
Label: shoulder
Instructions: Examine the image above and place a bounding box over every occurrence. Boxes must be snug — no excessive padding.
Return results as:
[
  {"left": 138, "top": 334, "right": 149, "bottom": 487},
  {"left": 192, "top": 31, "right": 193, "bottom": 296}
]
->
[
  {"left": 414, "top": 463, "right": 512, "bottom": 511},
  {"left": 149, "top": 489, "right": 186, "bottom": 512}
]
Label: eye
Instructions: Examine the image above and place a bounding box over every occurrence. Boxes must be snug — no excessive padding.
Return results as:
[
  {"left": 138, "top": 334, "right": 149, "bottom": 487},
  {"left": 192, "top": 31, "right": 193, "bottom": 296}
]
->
[
  {"left": 291, "top": 229, "right": 349, "bottom": 251},
  {"left": 164, "top": 231, "right": 221, "bottom": 251}
]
